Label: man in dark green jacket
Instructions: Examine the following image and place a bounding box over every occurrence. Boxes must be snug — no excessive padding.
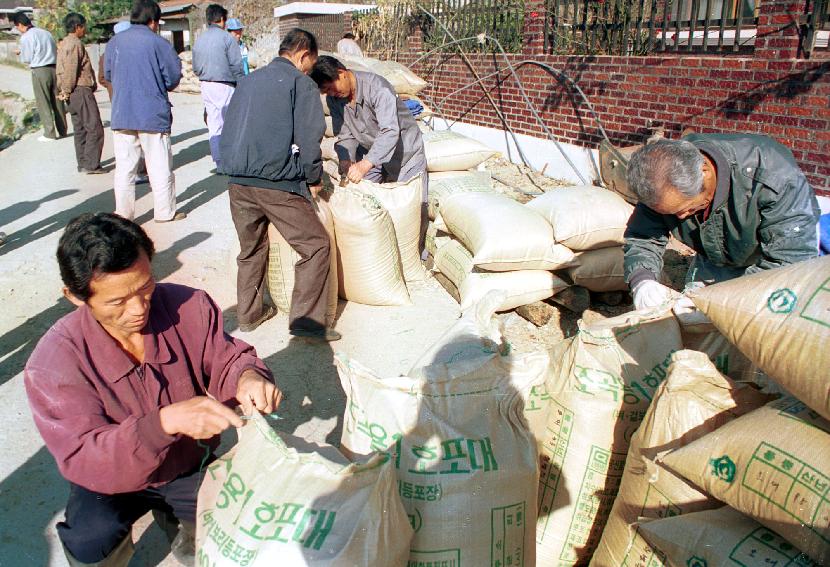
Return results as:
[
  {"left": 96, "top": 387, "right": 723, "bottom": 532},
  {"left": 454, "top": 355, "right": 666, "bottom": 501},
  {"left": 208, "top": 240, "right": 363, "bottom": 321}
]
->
[{"left": 624, "top": 133, "right": 819, "bottom": 310}]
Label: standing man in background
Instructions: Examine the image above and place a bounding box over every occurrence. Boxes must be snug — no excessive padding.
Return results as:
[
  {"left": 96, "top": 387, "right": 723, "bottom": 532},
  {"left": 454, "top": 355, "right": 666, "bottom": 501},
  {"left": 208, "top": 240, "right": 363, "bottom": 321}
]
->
[
  {"left": 105, "top": 0, "right": 186, "bottom": 223},
  {"left": 220, "top": 29, "right": 339, "bottom": 341},
  {"left": 336, "top": 32, "right": 363, "bottom": 57},
  {"left": 192, "top": 4, "right": 244, "bottom": 170},
  {"left": 57, "top": 12, "right": 105, "bottom": 175},
  {"left": 12, "top": 12, "right": 67, "bottom": 142},
  {"left": 226, "top": 18, "right": 249, "bottom": 75}
]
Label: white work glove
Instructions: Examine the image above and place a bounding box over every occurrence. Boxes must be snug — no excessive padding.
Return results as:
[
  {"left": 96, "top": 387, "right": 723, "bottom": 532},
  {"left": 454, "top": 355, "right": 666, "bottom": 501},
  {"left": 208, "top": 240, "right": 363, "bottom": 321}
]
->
[
  {"left": 632, "top": 280, "right": 675, "bottom": 310},
  {"left": 673, "top": 282, "right": 711, "bottom": 327}
]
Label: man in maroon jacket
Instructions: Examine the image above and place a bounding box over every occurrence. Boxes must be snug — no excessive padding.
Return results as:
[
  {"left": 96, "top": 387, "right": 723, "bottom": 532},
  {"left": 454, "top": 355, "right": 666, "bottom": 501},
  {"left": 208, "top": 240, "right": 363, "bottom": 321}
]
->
[{"left": 24, "top": 212, "right": 281, "bottom": 566}]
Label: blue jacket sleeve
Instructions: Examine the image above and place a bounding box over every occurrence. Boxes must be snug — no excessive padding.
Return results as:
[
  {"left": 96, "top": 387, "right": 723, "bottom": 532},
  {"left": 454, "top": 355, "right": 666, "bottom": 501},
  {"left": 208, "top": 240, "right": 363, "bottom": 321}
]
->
[{"left": 158, "top": 40, "right": 182, "bottom": 92}]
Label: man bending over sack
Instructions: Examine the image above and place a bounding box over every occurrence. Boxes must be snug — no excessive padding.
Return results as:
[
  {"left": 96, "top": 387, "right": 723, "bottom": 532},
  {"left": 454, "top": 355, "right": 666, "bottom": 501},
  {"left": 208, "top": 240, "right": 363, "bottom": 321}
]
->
[
  {"left": 310, "top": 55, "right": 429, "bottom": 248},
  {"left": 623, "top": 133, "right": 820, "bottom": 310},
  {"left": 24, "top": 213, "right": 281, "bottom": 566}
]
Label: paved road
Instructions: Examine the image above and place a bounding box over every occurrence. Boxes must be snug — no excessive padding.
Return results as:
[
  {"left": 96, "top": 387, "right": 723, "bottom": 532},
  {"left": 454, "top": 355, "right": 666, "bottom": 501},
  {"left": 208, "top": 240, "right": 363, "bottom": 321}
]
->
[{"left": 0, "top": 63, "right": 458, "bottom": 566}]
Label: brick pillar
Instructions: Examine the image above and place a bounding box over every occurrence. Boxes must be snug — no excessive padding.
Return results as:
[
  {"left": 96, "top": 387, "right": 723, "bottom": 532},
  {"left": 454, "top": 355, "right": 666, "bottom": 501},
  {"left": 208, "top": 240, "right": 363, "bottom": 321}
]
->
[
  {"left": 522, "top": 0, "right": 547, "bottom": 57},
  {"left": 754, "top": 0, "right": 807, "bottom": 59}
]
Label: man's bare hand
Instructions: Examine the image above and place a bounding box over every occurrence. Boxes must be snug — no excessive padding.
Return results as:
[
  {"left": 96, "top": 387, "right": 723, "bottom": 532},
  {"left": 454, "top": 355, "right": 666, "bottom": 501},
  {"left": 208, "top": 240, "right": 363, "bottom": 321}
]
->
[
  {"left": 14, "top": 48, "right": 20, "bottom": 55},
  {"left": 159, "top": 397, "right": 243, "bottom": 439},
  {"left": 347, "top": 159, "right": 374, "bottom": 184},
  {"left": 309, "top": 184, "right": 323, "bottom": 199},
  {"left": 236, "top": 370, "right": 282, "bottom": 417}
]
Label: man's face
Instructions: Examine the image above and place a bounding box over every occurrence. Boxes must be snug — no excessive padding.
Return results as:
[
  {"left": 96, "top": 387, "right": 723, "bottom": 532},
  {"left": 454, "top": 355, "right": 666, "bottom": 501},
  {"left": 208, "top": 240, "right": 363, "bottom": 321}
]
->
[
  {"left": 650, "top": 185, "right": 712, "bottom": 220},
  {"left": 68, "top": 252, "right": 156, "bottom": 338},
  {"left": 14, "top": 23, "right": 28, "bottom": 34},
  {"left": 229, "top": 29, "right": 242, "bottom": 41},
  {"left": 76, "top": 24, "right": 86, "bottom": 38},
  {"left": 320, "top": 69, "right": 351, "bottom": 99}
]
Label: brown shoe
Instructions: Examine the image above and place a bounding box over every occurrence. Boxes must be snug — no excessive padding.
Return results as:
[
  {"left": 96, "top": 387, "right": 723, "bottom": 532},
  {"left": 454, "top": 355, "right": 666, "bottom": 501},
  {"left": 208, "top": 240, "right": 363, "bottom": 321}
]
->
[
  {"left": 154, "top": 212, "right": 187, "bottom": 223},
  {"left": 239, "top": 306, "right": 277, "bottom": 332}
]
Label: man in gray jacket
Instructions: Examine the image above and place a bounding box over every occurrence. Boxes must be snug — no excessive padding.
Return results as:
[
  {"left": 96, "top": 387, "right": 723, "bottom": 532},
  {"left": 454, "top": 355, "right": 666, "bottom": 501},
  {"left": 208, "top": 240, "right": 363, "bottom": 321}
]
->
[
  {"left": 220, "top": 29, "right": 339, "bottom": 341},
  {"left": 13, "top": 12, "right": 67, "bottom": 141},
  {"left": 623, "top": 134, "right": 820, "bottom": 310},
  {"left": 192, "top": 3, "right": 244, "bottom": 169}
]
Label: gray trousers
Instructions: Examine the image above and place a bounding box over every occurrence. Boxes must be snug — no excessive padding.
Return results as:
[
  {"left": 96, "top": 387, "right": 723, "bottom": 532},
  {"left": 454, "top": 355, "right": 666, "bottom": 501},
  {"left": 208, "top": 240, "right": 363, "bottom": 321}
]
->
[
  {"left": 31, "top": 65, "right": 67, "bottom": 139},
  {"left": 68, "top": 87, "right": 104, "bottom": 170}
]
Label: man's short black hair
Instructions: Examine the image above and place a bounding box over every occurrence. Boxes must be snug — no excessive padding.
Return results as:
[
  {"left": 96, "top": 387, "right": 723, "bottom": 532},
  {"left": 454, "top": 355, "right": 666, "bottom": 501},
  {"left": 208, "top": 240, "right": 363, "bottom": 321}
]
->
[
  {"left": 11, "top": 12, "right": 32, "bottom": 27},
  {"left": 205, "top": 4, "right": 227, "bottom": 24},
  {"left": 343, "top": 32, "right": 355, "bottom": 39},
  {"left": 130, "top": 0, "right": 161, "bottom": 26},
  {"left": 310, "top": 55, "right": 346, "bottom": 87},
  {"left": 278, "top": 28, "right": 317, "bottom": 57},
  {"left": 58, "top": 213, "right": 155, "bottom": 302},
  {"left": 63, "top": 12, "right": 86, "bottom": 34}
]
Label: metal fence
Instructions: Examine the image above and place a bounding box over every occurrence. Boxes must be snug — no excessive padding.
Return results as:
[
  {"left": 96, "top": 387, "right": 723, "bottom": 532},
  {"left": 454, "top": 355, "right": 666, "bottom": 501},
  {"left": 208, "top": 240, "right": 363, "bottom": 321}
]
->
[
  {"left": 544, "top": 0, "right": 759, "bottom": 55},
  {"left": 418, "top": 0, "right": 526, "bottom": 52},
  {"left": 803, "top": 0, "right": 829, "bottom": 55}
]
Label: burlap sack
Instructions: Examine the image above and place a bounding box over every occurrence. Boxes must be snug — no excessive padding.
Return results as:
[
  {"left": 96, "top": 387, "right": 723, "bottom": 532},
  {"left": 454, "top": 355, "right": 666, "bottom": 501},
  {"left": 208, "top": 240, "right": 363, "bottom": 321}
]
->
[
  {"left": 331, "top": 53, "right": 427, "bottom": 95},
  {"left": 266, "top": 197, "right": 339, "bottom": 326},
  {"left": 691, "top": 256, "right": 830, "bottom": 419},
  {"left": 440, "top": 192, "right": 577, "bottom": 271},
  {"left": 196, "top": 412, "right": 413, "bottom": 566},
  {"left": 408, "top": 290, "right": 554, "bottom": 449},
  {"left": 657, "top": 397, "right": 830, "bottom": 564},
  {"left": 567, "top": 246, "right": 628, "bottom": 292},
  {"left": 526, "top": 185, "right": 634, "bottom": 251},
  {"left": 433, "top": 237, "right": 570, "bottom": 311},
  {"left": 427, "top": 170, "right": 495, "bottom": 220},
  {"left": 590, "top": 351, "right": 770, "bottom": 567},
  {"left": 537, "top": 306, "right": 684, "bottom": 565},
  {"left": 321, "top": 136, "right": 337, "bottom": 161},
  {"left": 422, "top": 130, "right": 498, "bottom": 172},
  {"left": 351, "top": 176, "right": 425, "bottom": 282},
  {"left": 337, "top": 351, "right": 539, "bottom": 567},
  {"left": 329, "top": 186, "right": 410, "bottom": 306},
  {"left": 638, "top": 507, "right": 818, "bottom": 567}
]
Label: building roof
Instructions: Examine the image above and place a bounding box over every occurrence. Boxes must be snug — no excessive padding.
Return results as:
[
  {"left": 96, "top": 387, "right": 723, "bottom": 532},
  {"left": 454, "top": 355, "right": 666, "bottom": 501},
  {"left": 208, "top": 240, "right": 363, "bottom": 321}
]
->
[
  {"left": 274, "top": 2, "right": 375, "bottom": 18},
  {"left": 0, "top": 0, "right": 32, "bottom": 13}
]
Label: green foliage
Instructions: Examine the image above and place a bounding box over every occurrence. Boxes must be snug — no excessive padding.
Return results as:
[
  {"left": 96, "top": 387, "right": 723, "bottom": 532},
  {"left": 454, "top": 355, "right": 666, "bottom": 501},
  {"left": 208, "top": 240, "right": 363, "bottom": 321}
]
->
[{"left": 35, "top": 0, "right": 132, "bottom": 43}]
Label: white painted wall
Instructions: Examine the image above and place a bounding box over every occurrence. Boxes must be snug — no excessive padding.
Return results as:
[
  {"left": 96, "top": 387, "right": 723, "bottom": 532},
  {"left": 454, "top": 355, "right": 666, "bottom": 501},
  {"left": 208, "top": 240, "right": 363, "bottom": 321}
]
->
[{"left": 425, "top": 116, "right": 601, "bottom": 186}]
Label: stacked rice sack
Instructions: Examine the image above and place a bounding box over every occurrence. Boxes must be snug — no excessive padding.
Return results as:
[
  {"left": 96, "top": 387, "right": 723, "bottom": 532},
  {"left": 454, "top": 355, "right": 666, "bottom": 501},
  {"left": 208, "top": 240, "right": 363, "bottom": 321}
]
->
[
  {"left": 588, "top": 256, "right": 830, "bottom": 566},
  {"left": 176, "top": 51, "right": 201, "bottom": 94}
]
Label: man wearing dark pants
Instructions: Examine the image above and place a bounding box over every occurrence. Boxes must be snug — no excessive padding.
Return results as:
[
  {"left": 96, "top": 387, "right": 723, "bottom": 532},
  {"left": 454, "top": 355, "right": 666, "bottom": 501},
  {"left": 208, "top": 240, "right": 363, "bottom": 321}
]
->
[
  {"left": 24, "top": 213, "right": 280, "bottom": 566},
  {"left": 57, "top": 12, "right": 105, "bottom": 174},
  {"left": 220, "top": 29, "right": 339, "bottom": 341},
  {"left": 12, "top": 12, "right": 67, "bottom": 141}
]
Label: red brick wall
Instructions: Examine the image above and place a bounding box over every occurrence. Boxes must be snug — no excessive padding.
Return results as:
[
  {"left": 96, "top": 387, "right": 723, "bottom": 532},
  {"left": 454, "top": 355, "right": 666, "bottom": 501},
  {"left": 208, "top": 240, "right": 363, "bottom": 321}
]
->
[{"left": 388, "top": 0, "right": 830, "bottom": 196}]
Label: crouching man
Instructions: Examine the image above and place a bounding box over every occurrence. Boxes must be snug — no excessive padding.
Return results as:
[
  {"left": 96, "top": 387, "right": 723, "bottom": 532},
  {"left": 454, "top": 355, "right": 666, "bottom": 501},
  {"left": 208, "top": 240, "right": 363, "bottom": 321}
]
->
[
  {"left": 24, "top": 212, "right": 281, "bottom": 566},
  {"left": 624, "top": 133, "right": 820, "bottom": 310}
]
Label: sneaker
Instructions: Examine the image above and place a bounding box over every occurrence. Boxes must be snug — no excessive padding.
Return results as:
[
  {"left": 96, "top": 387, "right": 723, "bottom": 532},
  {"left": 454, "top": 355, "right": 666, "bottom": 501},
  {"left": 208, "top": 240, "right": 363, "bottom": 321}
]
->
[
  {"left": 239, "top": 306, "right": 278, "bottom": 332},
  {"left": 154, "top": 212, "right": 187, "bottom": 223},
  {"left": 135, "top": 174, "right": 149, "bottom": 184},
  {"left": 289, "top": 327, "right": 342, "bottom": 342},
  {"left": 37, "top": 135, "right": 56, "bottom": 142}
]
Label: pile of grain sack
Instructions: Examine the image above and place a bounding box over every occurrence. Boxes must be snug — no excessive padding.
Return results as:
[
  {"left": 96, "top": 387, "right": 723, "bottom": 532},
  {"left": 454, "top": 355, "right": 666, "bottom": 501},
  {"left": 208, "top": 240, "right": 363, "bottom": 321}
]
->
[{"left": 194, "top": 256, "right": 830, "bottom": 566}]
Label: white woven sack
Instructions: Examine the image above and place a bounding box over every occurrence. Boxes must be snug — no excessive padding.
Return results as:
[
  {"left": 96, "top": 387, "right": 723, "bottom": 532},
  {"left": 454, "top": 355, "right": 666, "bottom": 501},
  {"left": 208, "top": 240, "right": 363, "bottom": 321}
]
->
[
  {"left": 266, "top": 198, "right": 339, "bottom": 326},
  {"left": 196, "top": 412, "right": 413, "bottom": 566},
  {"left": 324, "top": 116, "right": 334, "bottom": 138},
  {"left": 422, "top": 130, "right": 498, "bottom": 172},
  {"left": 329, "top": 186, "right": 410, "bottom": 306},
  {"left": 321, "top": 137, "right": 337, "bottom": 161},
  {"left": 567, "top": 246, "right": 628, "bottom": 292},
  {"left": 427, "top": 170, "right": 494, "bottom": 220},
  {"left": 352, "top": 175, "right": 426, "bottom": 282},
  {"left": 434, "top": 237, "right": 570, "bottom": 311},
  {"left": 440, "top": 192, "right": 577, "bottom": 271},
  {"left": 526, "top": 185, "right": 634, "bottom": 250},
  {"left": 337, "top": 352, "right": 539, "bottom": 567}
]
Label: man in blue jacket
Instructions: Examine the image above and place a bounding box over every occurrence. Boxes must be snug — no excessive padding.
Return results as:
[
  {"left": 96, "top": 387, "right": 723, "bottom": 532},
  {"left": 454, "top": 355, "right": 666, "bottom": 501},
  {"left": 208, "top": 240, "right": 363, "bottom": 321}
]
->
[
  {"left": 104, "top": 0, "right": 186, "bottom": 223},
  {"left": 192, "top": 4, "right": 244, "bottom": 170},
  {"left": 220, "top": 29, "right": 340, "bottom": 341}
]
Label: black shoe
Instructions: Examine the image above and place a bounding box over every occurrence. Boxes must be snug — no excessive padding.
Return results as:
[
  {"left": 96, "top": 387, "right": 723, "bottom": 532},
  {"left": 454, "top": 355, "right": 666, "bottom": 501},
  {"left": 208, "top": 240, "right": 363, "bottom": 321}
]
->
[
  {"left": 289, "top": 327, "right": 342, "bottom": 342},
  {"left": 239, "top": 306, "right": 278, "bottom": 332},
  {"left": 85, "top": 167, "right": 107, "bottom": 175}
]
